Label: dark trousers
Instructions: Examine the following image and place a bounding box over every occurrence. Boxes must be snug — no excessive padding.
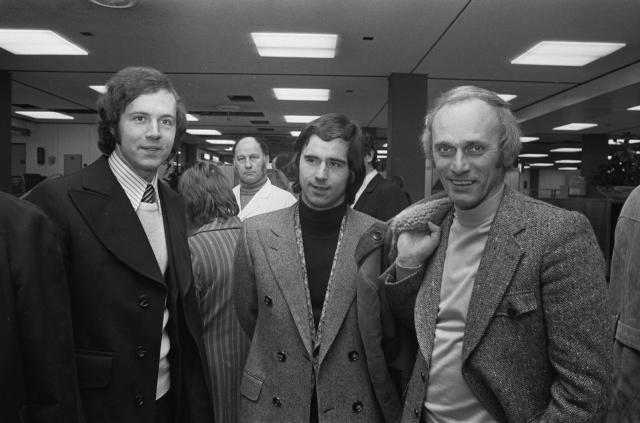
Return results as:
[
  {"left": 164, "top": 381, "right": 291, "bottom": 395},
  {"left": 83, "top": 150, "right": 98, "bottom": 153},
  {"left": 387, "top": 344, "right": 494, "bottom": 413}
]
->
[{"left": 154, "top": 390, "right": 175, "bottom": 423}]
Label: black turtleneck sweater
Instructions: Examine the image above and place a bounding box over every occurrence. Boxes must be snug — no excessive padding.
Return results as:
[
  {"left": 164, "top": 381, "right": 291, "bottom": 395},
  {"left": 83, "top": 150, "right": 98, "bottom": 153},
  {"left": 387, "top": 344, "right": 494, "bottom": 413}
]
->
[{"left": 298, "top": 199, "right": 347, "bottom": 327}]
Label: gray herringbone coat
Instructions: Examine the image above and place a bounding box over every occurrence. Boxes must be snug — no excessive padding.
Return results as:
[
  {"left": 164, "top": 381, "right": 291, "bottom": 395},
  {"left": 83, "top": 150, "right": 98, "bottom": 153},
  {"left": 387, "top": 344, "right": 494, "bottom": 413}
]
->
[
  {"left": 386, "top": 187, "right": 611, "bottom": 423},
  {"left": 234, "top": 205, "right": 384, "bottom": 422}
]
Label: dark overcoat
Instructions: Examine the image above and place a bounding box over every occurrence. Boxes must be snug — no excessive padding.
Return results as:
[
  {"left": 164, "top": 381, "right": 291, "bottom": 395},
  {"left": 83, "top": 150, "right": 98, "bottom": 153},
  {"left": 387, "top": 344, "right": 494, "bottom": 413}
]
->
[{"left": 25, "top": 156, "right": 213, "bottom": 423}]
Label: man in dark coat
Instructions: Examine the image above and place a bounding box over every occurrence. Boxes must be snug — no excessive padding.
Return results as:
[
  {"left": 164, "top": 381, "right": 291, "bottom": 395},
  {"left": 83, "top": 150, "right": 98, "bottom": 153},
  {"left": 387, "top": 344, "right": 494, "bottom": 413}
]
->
[
  {"left": 1, "top": 192, "right": 80, "bottom": 423},
  {"left": 25, "top": 66, "right": 213, "bottom": 423},
  {"left": 353, "top": 133, "right": 409, "bottom": 221}
]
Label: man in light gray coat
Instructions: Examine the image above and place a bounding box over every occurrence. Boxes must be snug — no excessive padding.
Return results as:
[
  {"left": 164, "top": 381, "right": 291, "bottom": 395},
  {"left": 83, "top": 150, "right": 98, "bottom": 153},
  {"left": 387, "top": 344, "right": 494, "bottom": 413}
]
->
[
  {"left": 383, "top": 86, "right": 610, "bottom": 422},
  {"left": 234, "top": 114, "right": 396, "bottom": 422}
]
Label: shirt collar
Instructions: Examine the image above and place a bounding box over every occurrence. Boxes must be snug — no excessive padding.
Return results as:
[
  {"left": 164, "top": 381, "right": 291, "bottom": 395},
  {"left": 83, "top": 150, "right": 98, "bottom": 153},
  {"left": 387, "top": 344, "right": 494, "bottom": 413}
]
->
[{"left": 108, "top": 152, "right": 159, "bottom": 210}]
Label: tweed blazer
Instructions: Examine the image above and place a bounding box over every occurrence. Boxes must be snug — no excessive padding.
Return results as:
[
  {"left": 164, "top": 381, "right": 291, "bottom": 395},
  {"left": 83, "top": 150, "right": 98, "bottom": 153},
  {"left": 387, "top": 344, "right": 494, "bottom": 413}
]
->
[
  {"left": 25, "top": 156, "right": 213, "bottom": 423},
  {"left": 234, "top": 205, "right": 385, "bottom": 422},
  {"left": 385, "top": 186, "right": 611, "bottom": 423}
]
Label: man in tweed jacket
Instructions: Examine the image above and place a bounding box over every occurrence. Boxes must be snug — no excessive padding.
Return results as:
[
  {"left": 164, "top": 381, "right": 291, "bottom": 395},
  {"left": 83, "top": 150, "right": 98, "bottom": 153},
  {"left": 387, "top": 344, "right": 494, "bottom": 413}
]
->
[{"left": 383, "top": 86, "right": 610, "bottom": 422}]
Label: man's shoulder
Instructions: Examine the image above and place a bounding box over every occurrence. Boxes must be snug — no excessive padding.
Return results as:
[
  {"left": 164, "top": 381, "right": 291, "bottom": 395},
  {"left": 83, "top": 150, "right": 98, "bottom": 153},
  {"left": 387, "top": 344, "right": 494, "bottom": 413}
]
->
[{"left": 244, "top": 204, "right": 293, "bottom": 229}]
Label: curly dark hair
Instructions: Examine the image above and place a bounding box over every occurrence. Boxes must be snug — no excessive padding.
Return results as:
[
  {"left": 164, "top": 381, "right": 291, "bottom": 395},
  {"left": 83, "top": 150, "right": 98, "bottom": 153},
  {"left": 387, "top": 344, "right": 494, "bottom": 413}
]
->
[
  {"left": 96, "top": 66, "right": 187, "bottom": 155},
  {"left": 290, "top": 113, "right": 365, "bottom": 205}
]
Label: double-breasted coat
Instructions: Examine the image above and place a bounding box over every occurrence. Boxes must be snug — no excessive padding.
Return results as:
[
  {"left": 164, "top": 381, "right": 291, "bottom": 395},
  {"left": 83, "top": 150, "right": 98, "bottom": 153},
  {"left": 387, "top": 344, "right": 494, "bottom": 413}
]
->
[
  {"left": 385, "top": 187, "right": 611, "bottom": 422},
  {"left": 25, "top": 156, "right": 213, "bottom": 423},
  {"left": 233, "top": 205, "right": 386, "bottom": 422}
]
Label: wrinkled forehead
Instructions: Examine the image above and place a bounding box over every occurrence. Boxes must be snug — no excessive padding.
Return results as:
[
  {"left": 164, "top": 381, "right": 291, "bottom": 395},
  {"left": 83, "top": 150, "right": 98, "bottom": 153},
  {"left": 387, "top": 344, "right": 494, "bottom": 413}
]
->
[{"left": 234, "top": 138, "right": 264, "bottom": 157}]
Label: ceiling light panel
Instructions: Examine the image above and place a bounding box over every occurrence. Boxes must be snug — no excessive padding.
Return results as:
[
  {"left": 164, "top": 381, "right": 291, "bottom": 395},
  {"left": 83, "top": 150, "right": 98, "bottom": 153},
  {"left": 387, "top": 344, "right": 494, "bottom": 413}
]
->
[
  {"left": 290, "top": 131, "right": 301, "bottom": 137},
  {"left": 549, "top": 147, "right": 582, "bottom": 153},
  {"left": 520, "top": 137, "right": 540, "bottom": 143},
  {"left": 186, "top": 114, "right": 199, "bottom": 122},
  {"left": 284, "top": 115, "right": 319, "bottom": 123},
  {"left": 558, "top": 167, "right": 578, "bottom": 171},
  {"left": 498, "top": 94, "right": 517, "bottom": 102},
  {"left": 511, "top": 41, "right": 625, "bottom": 66},
  {"left": 251, "top": 32, "right": 337, "bottom": 58},
  {"left": 628, "top": 105, "right": 640, "bottom": 111},
  {"left": 16, "top": 110, "right": 74, "bottom": 120},
  {"left": 274, "top": 88, "right": 330, "bottom": 101},
  {"left": 553, "top": 123, "right": 597, "bottom": 131},
  {"left": 206, "top": 140, "right": 235, "bottom": 145},
  {"left": 186, "top": 129, "right": 221, "bottom": 136},
  {"left": 518, "top": 153, "right": 548, "bottom": 158},
  {"left": 89, "top": 85, "right": 107, "bottom": 93},
  {"left": 529, "top": 163, "right": 554, "bottom": 167},
  {"left": 0, "top": 29, "right": 88, "bottom": 55},
  {"left": 555, "top": 159, "right": 582, "bottom": 164}
]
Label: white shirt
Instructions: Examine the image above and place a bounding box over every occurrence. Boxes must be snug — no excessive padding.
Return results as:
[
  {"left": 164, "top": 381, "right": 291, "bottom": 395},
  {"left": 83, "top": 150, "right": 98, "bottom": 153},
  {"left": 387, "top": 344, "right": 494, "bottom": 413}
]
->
[{"left": 233, "top": 178, "right": 297, "bottom": 220}]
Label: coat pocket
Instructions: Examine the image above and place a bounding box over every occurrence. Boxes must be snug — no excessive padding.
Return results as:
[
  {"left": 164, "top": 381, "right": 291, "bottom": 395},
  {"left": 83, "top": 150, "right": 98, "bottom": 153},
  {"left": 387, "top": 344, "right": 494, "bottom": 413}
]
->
[
  {"left": 615, "top": 320, "right": 640, "bottom": 351},
  {"left": 240, "top": 370, "right": 263, "bottom": 401},
  {"left": 495, "top": 291, "right": 538, "bottom": 318},
  {"left": 75, "top": 349, "right": 113, "bottom": 388}
]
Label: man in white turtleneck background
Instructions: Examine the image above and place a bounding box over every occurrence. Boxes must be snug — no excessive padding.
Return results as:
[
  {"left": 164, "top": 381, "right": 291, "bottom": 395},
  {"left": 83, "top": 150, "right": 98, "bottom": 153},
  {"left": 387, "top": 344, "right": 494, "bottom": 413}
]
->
[
  {"left": 381, "top": 86, "right": 610, "bottom": 422},
  {"left": 232, "top": 136, "right": 297, "bottom": 220}
]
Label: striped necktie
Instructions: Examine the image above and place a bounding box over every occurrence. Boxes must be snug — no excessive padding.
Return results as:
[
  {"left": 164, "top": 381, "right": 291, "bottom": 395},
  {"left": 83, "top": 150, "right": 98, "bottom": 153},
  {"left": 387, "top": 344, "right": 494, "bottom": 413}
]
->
[{"left": 141, "top": 184, "right": 156, "bottom": 203}]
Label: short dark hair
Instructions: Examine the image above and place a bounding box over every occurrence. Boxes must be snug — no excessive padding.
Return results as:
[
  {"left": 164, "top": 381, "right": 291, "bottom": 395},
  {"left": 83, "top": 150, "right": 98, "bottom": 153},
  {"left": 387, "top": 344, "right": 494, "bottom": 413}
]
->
[
  {"left": 362, "top": 131, "right": 378, "bottom": 170},
  {"left": 232, "top": 136, "right": 269, "bottom": 158},
  {"left": 421, "top": 85, "right": 521, "bottom": 169},
  {"left": 178, "top": 161, "right": 239, "bottom": 229},
  {"left": 291, "top": 113, "right": 365, "bottom": 205},
  {"left": 97, "top": 66, "right": 187, "bottom": 155}
]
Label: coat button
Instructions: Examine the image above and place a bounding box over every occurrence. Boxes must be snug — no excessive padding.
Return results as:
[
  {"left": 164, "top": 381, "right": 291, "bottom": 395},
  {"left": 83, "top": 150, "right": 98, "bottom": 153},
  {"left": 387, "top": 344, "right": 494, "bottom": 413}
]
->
[
  {"left": 277, "top": 351, "right": 287, "bottom": 362},
  {"left": 137, "top": 295, "right": 150, "bottom": 309},
  {"left": 135, "top": 345, "right": 147, "bottom": 359},
  {"left": 272, "top": 397, "right": 282, "bottom": 407},
  {"left": 264, "top": 296, "right": 273, "bottom": 306},
  {"left": 134, "top": 392, "right": 144, "bottom": 407},
  {"left": 372, "top": 231, "right": 382, "bottom": 241},
  {"left": 352, "top": 401, "right": 363, "bottom": 413},
  {"left": 420, "top": 371, "right": 426, "bottom": 382},
  {"left": 348, "top": 351, "right": 360, "bottom": 362},
  {"left": 413, "top": 407, "right": 420, "bottom": 417},
  {"left": 507, "top": 307, "right": 517, "bottom": 318}
]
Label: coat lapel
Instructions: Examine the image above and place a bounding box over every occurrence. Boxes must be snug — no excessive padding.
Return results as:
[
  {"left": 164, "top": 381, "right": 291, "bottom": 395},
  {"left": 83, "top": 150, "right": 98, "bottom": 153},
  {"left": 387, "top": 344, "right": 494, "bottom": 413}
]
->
[
  {"left": 258, "top": 207, "right": 314, "bottom": 356},
  {"left": 462, "top": 188, "right": 525, "bottom": 362},
  {"left": 317, "top": 208, "right": 360, "bottom": 365},
  {"left": 68, "top": 157, "right": 164, "bottom": 285}
]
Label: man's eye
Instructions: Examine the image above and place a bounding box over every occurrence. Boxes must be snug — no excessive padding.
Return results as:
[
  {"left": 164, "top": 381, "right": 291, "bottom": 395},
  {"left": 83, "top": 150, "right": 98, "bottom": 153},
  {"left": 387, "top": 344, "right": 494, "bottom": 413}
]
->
[
  {"left": 435, "top": 145, "right": 455, "bottom": 156},
  {"left": 160, "top": 118, "right": 175, "bottom": 126},
  {"left": 466, "top": 144, "right": 486, "bottom": 154},
  {"left": 250, "top": 155, "right": 260, "bottom": 161},
  {"left": 329, "top": 161, "right": 344, "bottom": 168},
  {"left": 305, "top": 157, "right": 317, "bottom": 164},
  {"left": 133, "top": 116, "right": 146, "bottom": 122}
]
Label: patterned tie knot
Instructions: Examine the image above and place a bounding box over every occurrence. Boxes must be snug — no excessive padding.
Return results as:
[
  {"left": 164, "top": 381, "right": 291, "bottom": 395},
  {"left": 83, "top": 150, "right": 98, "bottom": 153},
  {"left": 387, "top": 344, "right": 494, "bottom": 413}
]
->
[{"left": 142, "top": 184, "right": 156, "bottom": 203}]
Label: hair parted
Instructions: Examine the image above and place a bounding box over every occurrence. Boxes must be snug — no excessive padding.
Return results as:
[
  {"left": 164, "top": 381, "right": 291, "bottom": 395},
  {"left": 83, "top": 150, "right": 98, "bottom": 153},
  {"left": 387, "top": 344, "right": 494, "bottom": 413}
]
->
[
  {"left": 290, "top": 113, "right": 365, "bottom": 205},
  {"left": 421, "top": 85, "right": 521, "bottom": 169},
  {"left": 96, "top": 66, "right": 187, "bottom": 155},
  {"left": 178, "top": 161, "right": 239, "bottom": 229}
]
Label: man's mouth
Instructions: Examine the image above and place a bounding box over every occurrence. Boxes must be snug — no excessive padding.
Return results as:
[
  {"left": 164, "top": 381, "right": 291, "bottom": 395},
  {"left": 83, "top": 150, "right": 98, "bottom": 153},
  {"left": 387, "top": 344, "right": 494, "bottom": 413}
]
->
[{"left": 450, "top": 179, "right": 473, "bottom": 186}]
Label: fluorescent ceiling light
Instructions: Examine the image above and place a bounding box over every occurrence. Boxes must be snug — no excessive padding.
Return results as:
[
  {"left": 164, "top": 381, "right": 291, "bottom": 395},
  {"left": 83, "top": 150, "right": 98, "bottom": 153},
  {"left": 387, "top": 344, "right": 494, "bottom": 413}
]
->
[
  {"left": 378, "top": 155, "right": 388, "bottom": 159},
  {"left": 206, "top": 139, "right": 235, "bottom": 145},
  {"left": 518, "top": 153, "right": 548, "bottom": 158},
  {"left": 549, "top": 147, "right": 582, "bottom": 153},
  {"left": 498, "top": 94, "right": 517, "bottom": 102},
  {"left": 520, "top": 137, "right": 540, "bottom": 143},
  {"left": 511, "top": 41, "right": 625, "bottom": 66},
  {"left": 382, "top": 143, "right": 388, "bottom": 148},
  {"left": 555, "top": 159, "right": 582, "bottom": 164},
  {"left": 553, "top": 123, "right": 597, "bottom": 131},
  {"left": 274, "top": 88, "right": 330, "bottom": 101},
  {"left": 89, "top": 85, "right": 107, "bottom": 94},
  {"left": 0, "top": 29, "right": 88, "bottom": 55},
  {"left": 16, "top": 110, "right": 74, "bottom": 120},
  {"left": 376, "top": 150, "right": 387, "bottom": 155},
  {"left": 252, "top": 32, "right": 337, "bottom": 58},
  {"left": 530, "top": 163, "right": 554, "bottom": 167},
  {"left": 224, "top": 147, "right": 233, "bottom": 151},
  {"left": 608, "top": 155, "right": 612, "bottom": 160},
  {"left": 558, "top": 167, "right": 578, "bottom": 171},
  {"left": 629, "top": 139, "right": 640, "bottom": 144},
  {"left": 285, "top": 115, "right": 319, "bottom": 123},
  {"left": 628, "top": 105, "right": 640, "bottom": 111},
  {"left": 186, "top": 114, "right": 199, "bottom": 122},
  {"left": 187, "top": 129, "right": 221, "bottom": 136},
  {"left": 203, "top": 153, "right": 211, "bottom": 160},
  {"left": 290, "top": 131, "right": 301, "bottom": 137}
]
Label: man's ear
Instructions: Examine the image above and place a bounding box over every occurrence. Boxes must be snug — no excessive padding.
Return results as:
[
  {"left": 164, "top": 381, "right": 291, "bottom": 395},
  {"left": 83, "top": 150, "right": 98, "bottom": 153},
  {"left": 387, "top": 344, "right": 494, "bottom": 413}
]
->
[{"left": 365, "top": 150, "right": 374, "bottom": 164}]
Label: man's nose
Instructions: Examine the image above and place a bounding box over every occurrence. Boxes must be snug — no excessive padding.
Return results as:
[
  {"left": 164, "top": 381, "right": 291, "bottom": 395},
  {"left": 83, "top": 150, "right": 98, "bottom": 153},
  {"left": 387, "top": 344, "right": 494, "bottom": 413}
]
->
[
  {"left": 146, "top": 120, "right": 160, "bottom": 139},
  {"left": 315, "top": 162, "right": 329, "bottom": 180},
  {"left": 451, "top": 151, "right": 470, "bottom": 173}
]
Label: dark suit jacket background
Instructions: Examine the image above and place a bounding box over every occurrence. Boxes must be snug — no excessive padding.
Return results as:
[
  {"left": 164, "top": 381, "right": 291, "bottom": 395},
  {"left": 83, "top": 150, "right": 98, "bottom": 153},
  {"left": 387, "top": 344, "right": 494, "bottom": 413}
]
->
[
  {"left": 0, "top": 192, "right": 80, "bottom": 423},
  {"left": 353, "top": 174, "right": 409, "bottom": 222},
  {"left": 25, "top": 156, "right": 213, "bottom": 423}
]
